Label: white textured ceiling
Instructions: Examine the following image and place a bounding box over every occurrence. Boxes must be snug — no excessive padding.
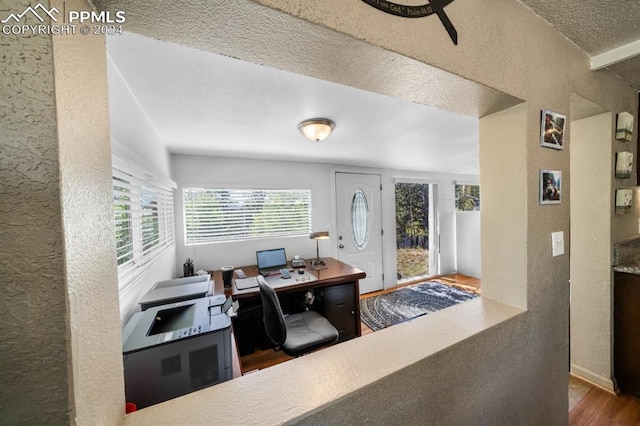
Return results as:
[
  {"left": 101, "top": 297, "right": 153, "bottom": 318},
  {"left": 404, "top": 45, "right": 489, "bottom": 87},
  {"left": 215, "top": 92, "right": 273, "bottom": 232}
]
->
[
  {"left": 517, "top": 0, "right": 640, "bottom": 90},
  {"left": 99, "top": 0, "right": 524, "bottom": 176},
  {"left": 108, "top": 32, "right": 483, "bottom": 174}
]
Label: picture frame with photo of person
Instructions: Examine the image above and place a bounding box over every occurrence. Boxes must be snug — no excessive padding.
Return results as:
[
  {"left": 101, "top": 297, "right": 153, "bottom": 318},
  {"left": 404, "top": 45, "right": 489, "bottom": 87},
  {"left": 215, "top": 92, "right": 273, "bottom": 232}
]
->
[
  {"left": 540, "top": 169, "right": 562, "bottom": 205},
  {"left": 540, "top": 110, "right": 566, "bottom": 150}
]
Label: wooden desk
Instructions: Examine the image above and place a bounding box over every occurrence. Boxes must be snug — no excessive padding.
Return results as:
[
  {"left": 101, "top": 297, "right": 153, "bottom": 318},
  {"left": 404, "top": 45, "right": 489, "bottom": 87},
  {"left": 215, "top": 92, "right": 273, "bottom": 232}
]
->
[{"left": 211, "top": 258, "right": 365, "bottom": 358}]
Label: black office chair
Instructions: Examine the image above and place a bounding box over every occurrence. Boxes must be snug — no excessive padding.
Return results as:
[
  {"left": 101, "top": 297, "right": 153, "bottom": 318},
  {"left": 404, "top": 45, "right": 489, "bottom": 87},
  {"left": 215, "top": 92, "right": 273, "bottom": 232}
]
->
[{"left": 258, "top": 276, "right": 339, "bottom": 357}]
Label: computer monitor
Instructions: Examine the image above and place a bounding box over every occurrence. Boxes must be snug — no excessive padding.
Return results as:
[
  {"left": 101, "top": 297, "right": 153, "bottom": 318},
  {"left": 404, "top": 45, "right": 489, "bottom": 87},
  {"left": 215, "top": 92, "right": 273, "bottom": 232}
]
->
[{"left": 256, "top": 248, "right": 287, "bottom": 275}]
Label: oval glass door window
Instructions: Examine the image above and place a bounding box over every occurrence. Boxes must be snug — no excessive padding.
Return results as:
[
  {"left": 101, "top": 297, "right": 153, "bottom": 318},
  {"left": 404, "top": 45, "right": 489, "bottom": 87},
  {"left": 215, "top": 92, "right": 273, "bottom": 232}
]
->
[{"left": 351, "top": 189, "right": 370, "bottom": 249}]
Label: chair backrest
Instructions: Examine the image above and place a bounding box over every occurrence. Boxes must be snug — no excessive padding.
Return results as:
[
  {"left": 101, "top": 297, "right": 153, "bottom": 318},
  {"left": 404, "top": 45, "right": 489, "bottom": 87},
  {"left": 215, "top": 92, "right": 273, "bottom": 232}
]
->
[{"left": 257, "top": 276, "right": 287, "bottom": 347}]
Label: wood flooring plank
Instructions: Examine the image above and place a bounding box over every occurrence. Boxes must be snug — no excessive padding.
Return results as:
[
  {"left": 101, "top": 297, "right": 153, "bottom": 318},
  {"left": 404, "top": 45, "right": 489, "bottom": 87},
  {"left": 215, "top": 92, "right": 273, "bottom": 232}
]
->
[{"left": 569, "top": 385, "right": 640, "bottom": 425}]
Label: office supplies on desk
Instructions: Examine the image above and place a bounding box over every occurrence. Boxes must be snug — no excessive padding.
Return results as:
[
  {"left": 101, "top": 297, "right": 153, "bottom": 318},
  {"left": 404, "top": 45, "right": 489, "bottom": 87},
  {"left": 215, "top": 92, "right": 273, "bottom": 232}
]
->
[
  {"left": 183, "top": 258, "right": 195, "bottom": 277},
  {"left": 263, "top": 271, "right": 316, "bottom": 288},
  {"left": 291, "top": 255, "right": 305, "bottom": 268},
  {"left": 280, "top": 268, "right": 291, "bottom": 279},
  {"left": 235, "top": 276, "right": 259, "bottom": 290},
  {"left": 256, "top": 247, "right": 287, "bottom": 276}
]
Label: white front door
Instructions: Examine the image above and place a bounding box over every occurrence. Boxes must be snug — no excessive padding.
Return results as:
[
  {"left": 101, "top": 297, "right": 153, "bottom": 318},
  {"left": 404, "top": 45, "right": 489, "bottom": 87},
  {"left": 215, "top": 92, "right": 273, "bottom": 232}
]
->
[{"left": 335, "top": 172, "right": 384, "bottom": 294}]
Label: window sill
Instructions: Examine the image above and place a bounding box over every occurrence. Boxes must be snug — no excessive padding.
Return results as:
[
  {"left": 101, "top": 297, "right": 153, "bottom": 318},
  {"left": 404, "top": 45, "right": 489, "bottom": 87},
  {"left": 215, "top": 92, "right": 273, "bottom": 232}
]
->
[{"left": 124, "top": 297, "right": 524, "bottom": 424}]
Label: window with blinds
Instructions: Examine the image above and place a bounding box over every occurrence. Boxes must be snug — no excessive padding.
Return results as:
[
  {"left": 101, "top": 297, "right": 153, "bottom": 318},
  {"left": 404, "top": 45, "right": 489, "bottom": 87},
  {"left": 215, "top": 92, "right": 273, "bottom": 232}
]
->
[
  {"left": 455, "top": 184, "right": 480, "bottom": 211},
  {"left": 183, "top": 188, "right": 312, "bottom": 244},
  {"left": 112, "top": 157, "right": 175, "bottom": 290}
]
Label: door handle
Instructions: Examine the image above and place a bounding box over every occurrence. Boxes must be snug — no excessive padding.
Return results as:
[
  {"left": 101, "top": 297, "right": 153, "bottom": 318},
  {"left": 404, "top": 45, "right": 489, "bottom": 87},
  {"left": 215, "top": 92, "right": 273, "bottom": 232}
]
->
[{"left": 339, "top": 244, "right": 345, "bottom": 249}]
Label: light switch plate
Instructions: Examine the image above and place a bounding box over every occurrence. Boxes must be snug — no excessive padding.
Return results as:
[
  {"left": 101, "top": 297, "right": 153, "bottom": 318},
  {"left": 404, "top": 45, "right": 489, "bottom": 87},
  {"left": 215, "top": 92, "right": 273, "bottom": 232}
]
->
[{"left": 551, "top": 231, "right": 564, "bottom": 257}]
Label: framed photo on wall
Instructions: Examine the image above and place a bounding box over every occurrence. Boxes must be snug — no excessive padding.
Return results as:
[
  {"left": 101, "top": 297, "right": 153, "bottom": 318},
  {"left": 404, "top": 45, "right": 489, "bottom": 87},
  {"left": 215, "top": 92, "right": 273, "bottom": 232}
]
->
[
  {"left": 540, "top": 169, "right": 562, "bottom": 205},
  {"left": 615, "top": 112, "right": 634, "bottom": 142},
  {"left": 540, "top": 110, "right": 566, "bottom": 150},
  {"left": 615, "top": 151, "right": 634, "bottom": 179},
  {"left": 615, "top": 188, "right": 633, "bottom": 215}
]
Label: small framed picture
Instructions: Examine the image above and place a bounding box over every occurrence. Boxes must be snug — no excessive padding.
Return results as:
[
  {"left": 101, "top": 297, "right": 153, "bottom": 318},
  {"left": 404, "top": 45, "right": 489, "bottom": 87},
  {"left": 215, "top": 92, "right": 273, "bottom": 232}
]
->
[
  {"left": 615, "top": 112, "right": 634, "bottom": 142},
  {"left": 615, "top": 151, "right": 634, "bottom": 179},
  {"left": 540, "top": 110, "right": 566, "bottom": 150},
  {"left": 540, "top": 169, "right": 562, "bottom": 205},
  {"left": 615, "top": 188, "right": 633, "bottom": 215}
]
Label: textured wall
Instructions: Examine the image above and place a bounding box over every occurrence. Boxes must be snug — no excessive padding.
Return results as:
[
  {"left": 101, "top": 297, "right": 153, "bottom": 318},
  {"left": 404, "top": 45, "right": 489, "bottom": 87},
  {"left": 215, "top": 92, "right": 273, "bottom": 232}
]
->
[
  {"left": 0, "top": 0, "right": 71, "bottom": 423},
  {"left": 480, "top": 104, "right": 528, "bottom": 309},
  {"left": 570, "top": 113, "right": 614, "bottom": 388},
  {"left": 456, "top": 212, "right": 481, "bottom": 278},
  {"left": 1, "top": 0, "right": 123, "bottom": 423},
  {"left": 50, "top": 0, "right": 125, "bottom": 423}
]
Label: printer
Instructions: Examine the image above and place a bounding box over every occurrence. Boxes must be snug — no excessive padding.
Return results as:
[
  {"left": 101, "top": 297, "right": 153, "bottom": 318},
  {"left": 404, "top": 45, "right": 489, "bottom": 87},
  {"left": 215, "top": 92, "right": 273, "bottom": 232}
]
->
[
  {"left": 122, "top": 295, "right": 232, "bottom": 409},
  {"left": 138, "top": 274, "right": 213, "bottom": 311}
]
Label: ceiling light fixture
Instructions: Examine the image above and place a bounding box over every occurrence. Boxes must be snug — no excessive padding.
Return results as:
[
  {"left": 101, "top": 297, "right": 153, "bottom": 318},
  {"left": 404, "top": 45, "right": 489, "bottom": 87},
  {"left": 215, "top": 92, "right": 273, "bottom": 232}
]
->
[{"left": 299, "top": 118, "right": 335, "bottom": 142}]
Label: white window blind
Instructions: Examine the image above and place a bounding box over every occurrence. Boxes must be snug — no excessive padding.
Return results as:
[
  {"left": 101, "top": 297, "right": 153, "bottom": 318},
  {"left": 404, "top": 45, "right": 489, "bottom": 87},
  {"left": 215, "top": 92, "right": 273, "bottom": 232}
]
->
[
  {"left": 113, "top": 157, "right": 175, "bottom": 290},
  {"left": 183, "top": 188, "right": 312, "bottom": 244}
]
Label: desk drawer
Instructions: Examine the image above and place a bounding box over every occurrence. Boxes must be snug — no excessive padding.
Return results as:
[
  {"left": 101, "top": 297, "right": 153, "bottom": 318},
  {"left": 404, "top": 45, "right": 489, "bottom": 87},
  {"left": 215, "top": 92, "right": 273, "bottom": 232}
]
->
[{"left": 323, "top": 282, "right": 356, "bottom": 342}]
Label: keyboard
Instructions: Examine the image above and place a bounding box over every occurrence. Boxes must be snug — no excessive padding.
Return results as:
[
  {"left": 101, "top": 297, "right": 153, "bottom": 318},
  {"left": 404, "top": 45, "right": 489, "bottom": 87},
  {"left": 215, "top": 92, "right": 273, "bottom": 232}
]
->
[{"left": 259, "top": 269, "right": 284, "bottom": 276}]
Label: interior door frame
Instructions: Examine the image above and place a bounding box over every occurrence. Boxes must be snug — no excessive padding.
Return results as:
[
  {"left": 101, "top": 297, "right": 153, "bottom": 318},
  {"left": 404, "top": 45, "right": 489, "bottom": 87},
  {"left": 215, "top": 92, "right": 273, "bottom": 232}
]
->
[{"left": 331, "top": 169, "right": 385, "bottom": 289}]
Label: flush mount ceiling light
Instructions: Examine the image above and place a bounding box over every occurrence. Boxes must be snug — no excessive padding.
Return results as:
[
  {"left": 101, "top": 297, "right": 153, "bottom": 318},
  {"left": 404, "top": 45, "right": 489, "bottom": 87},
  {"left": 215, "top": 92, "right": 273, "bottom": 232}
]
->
[{"left": 298, "top": 118, "right": 335, "bottom": 142}]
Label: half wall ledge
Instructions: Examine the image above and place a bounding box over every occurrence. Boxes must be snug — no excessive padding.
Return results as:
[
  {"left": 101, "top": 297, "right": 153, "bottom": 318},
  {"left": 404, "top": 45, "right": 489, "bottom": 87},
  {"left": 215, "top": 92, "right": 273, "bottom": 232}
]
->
[{"left": 124, "top": 297, "right": 525, "bottom": 425}]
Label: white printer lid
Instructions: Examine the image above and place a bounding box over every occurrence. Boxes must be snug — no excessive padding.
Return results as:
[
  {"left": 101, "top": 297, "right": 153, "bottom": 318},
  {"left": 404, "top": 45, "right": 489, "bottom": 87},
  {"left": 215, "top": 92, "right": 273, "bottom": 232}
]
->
[{"left": 139, "top": 276, "right": 212, "bottom": 310}]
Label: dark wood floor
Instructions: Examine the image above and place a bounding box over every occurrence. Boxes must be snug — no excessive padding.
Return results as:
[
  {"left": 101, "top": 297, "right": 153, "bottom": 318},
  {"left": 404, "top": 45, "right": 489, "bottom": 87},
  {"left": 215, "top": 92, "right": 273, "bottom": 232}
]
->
[
  {"left": 238, "top": 342, "right": 291, "bottom": 374},
  {"left": 569, "top": 376, "right": 640, "bottom": 425}
]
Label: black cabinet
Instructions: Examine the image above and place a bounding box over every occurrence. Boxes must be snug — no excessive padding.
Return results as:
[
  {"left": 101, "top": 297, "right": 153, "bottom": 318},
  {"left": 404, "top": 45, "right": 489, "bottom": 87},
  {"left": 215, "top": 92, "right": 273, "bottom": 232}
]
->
[
  {"left": 322, "top": 282, "right": 357, "bottom": 342},
  {"left": 614, "top": 271, "right": 640, "bottom": 397}
]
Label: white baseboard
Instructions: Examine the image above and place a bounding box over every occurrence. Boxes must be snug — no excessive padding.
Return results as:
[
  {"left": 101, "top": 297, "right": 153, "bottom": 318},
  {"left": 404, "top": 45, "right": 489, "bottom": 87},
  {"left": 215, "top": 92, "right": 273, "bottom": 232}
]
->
[{"left": 570, "top": 363, "right": 615, "bottom": 392}]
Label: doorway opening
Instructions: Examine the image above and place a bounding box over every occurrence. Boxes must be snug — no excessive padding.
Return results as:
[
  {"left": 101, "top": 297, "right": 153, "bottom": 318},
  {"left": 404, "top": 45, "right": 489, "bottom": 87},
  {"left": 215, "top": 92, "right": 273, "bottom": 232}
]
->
[{"left": 395, "top": 182, "right": 436, "bottom": 283}]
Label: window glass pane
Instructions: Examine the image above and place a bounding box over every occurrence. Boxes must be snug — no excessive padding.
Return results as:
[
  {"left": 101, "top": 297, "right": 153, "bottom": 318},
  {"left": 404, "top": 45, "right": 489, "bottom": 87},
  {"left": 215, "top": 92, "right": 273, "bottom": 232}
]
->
[
  {"left": 395, "top": 183, "right": 430, "bottom": 281},
  {"left": 455, "top": 184, "right": 480, "bottom": 211},
  {"left": 113, "top": 176, "right": 133, "bottom": 266},
  {"left": 184, "top": 188, "right": 312, "bottom": 244},
  {"left": 351, "top": 189, "right": 369, "bottom": 249},
  {"left": 141, "top": 186, "right": 160, "bottom": 253}
]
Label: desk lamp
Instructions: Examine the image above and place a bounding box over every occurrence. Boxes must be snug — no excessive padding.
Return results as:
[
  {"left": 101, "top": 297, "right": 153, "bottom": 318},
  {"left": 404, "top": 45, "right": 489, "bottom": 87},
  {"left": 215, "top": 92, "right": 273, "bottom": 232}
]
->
[{"left": 309, "top": 231, "right": 330, "bottom": 270}]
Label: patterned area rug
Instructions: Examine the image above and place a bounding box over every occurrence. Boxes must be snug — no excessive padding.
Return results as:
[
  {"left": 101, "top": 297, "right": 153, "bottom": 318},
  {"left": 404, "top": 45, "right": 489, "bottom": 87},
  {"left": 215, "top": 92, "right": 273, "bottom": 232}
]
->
[{"left": 360, "top": 281, "right": 479, "bottom": 332}]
